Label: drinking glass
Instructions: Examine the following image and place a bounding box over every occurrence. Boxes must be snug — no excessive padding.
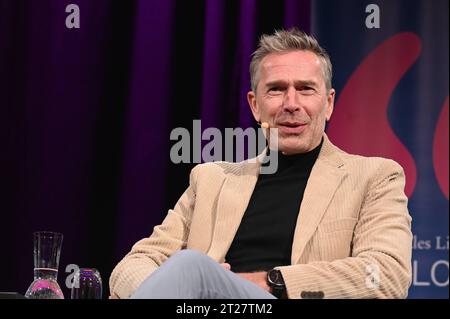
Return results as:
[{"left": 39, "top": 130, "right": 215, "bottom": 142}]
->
[{"left": 71, "top": 268, "right": 102, "bottom": 299}]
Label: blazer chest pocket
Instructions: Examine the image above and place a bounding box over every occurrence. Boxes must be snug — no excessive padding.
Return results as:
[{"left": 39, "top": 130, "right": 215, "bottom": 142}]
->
[{"left": 317, "top": 218, "right": 357, "bottom": 261}]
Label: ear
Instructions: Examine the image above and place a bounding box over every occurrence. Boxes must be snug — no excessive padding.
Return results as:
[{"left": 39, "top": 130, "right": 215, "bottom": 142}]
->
[
  {"left": 247, "top": 91, "right": 260, "bottom": 122},
  {"left": 325, "top": 88, "right": 335, "bottom": 121}
]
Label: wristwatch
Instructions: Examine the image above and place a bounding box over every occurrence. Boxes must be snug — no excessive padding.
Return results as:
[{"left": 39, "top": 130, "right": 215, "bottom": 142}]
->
[{"left": 267, "top": 269, "right": 287, "bottom": 299}]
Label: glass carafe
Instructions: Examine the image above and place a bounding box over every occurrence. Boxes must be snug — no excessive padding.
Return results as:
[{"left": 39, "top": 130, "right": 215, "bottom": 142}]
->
[{"left": 25, "top": 231, "right": 64, "bottom": 299}]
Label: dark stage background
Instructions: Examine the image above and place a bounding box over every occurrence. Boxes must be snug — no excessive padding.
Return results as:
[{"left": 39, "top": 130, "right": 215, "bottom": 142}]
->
[{"left": 0, "top": 0, "right": 447, "bottom": 298}]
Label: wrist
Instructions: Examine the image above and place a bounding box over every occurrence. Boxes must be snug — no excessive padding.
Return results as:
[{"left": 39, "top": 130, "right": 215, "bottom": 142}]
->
[{"left": 267, "top": 269, "right": 287, "bottom": 299}]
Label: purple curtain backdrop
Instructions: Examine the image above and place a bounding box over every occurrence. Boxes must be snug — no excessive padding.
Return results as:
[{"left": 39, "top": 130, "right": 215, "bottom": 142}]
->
[
  {"left": 0, "top": 0, "right": 310, "bottom": 297},
  {"left": 2, "top": 0, "right": 447, "bottom": 300},
  {"left": 115, "top": 0, "right": 175, "bottom": 271}
]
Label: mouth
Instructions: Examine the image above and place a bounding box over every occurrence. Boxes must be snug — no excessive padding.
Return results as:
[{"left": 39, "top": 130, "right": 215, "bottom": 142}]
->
[{"left": 277, "top": 121, "right": 307, "bottom": 134}]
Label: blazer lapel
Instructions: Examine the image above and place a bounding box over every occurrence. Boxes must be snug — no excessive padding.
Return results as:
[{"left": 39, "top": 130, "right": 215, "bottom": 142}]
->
[
  {"left": 207, "top": 160, "right": 260, "bottom": 262},
  {"left": 291, "top": 136, "right": 347, "bottom": 264},
  {"left": 205, "top": 137, "right": 346, "bottom": 264}
]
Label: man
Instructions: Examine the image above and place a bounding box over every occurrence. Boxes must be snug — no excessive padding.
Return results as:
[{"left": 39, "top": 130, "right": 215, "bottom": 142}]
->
[{"left": 109, "top": 29, "right": 412, "bottom": 299}]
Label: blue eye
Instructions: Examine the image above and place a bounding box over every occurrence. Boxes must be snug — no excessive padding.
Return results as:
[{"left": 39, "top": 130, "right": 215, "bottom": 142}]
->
[
  {"left": 299, "top": 86, "right": 315, "bottom": 94},
  {"left": 268, "top": 87, "right": 284, "bottom": 93}
]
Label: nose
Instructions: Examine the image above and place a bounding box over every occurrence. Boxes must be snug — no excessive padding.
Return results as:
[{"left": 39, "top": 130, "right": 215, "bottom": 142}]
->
[{"left": 282, "top": 86, "right": 300, "bottom": 113}]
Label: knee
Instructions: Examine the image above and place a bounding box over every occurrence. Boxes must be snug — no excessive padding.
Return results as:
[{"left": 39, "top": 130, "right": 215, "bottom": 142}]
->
[
  {"left": 165, "top": 249, "right": 217, "bottom": 272},
  {"left": 170, "top": 249, "right": 209, "bottom": 264}
]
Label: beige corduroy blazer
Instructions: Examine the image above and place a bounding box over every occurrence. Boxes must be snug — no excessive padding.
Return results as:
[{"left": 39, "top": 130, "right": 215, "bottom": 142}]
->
[{"left": 110, "top": 134, "right": 412, "bottom": 299}]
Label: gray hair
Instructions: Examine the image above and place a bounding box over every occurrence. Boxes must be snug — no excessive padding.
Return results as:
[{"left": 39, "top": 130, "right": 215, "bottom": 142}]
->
[{"left": 250, "top": 28, "right": 333, "bottom": 93}]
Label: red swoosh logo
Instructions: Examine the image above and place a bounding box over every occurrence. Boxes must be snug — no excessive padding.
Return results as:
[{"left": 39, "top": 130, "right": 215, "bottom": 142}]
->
[
  {"left": 327, "top": 32, "right": 421, "bottom": 197},
  {"left": 433, "top": 97, "right": 449, "bottom": 199}
]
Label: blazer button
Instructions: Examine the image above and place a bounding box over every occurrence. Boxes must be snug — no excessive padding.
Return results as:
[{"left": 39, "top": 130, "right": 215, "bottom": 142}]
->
[{"left": 300, "top": 291, "right": 325, "bottom": 299}]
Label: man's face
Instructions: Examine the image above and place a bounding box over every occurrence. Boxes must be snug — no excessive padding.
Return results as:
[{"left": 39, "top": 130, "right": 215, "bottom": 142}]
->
[{"left": 248, "top": 50, "right": 335, "bottom": 154}]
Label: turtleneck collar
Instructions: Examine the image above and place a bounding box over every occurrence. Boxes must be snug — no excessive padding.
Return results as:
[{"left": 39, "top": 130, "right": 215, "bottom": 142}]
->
[{"left": 263, "top": 137, "right": 324, "bottom": 173}]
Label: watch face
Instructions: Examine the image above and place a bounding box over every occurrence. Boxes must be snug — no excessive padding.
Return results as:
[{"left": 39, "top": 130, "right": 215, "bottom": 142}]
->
[{"left": 268, "top": 269, "right": 283, "bottom": 286}]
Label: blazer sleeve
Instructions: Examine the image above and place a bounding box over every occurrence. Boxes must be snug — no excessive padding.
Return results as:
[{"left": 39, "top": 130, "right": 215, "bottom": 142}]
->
[
  {"left": 109, "top": 166, "right": 198, "bottom": 299},
  {"left": 278, "top": 159, "right": 413, "bottom": 299}
]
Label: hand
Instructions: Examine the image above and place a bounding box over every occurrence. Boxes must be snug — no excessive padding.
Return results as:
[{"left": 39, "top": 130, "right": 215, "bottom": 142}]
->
[
  {"left": 220, "top": 263, "right": 270, "bottom": 293},
  {"left": 236, "top": 271, "right": 271, "bottom": 293},
  {"left": 221, "top": 263, "right": 231, "bottom": 270}
]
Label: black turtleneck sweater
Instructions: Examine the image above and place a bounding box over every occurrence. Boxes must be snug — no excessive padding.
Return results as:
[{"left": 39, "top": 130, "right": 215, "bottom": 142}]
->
[{"left": 225, "top": 139, "right": 323, "bottom": 272}]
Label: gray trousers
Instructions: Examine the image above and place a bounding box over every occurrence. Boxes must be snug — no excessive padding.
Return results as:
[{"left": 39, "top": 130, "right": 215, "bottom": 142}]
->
[{"left": 130, "top": 249, "right": 277, "bottom": 299}]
